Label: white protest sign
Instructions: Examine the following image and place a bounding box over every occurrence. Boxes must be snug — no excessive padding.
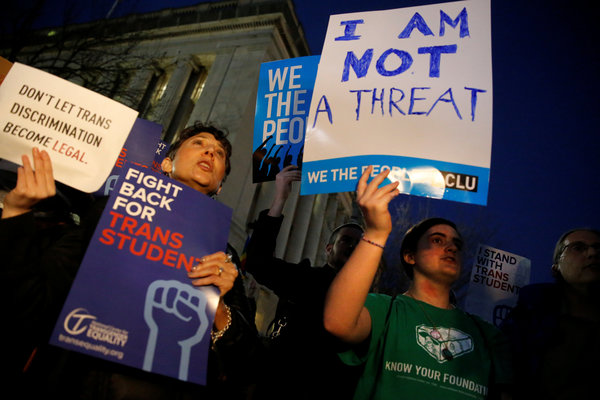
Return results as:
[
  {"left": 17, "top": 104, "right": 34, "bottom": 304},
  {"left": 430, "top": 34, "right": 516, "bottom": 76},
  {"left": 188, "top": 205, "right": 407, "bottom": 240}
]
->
[
  {"left": 301, "top": 0, "right": 492, "bottom": 205},
  {"left": 463, "top": 244, "right": 531, "bottom": 326},
  {"left": 0, "top": 62, "right": 138, "bottom": 192}
]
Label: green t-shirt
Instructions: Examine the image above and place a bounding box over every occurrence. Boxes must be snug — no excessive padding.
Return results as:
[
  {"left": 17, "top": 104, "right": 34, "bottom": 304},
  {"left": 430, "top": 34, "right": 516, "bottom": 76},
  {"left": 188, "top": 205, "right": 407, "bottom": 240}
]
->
[{"left": 340, "top": 294, "right": 512, "bottom": 400}]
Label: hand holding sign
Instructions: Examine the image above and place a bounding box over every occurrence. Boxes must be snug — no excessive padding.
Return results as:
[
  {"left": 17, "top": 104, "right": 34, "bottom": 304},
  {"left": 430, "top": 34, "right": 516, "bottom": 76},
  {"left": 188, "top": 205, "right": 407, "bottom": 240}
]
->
[
  {"left": 1, "top": 148, "right": 56, "bottom": 219},
  {"left": 187, "top": 251, "right": 238, "bottom": 297},
  {"left": 356, "top": 166, "right": 400, "bottom": 242}
]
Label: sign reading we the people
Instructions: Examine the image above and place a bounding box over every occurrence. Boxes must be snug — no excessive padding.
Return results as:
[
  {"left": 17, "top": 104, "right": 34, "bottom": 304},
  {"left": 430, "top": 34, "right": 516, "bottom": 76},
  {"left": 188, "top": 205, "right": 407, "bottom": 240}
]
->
[
  {"left": 301, "top": 0, "right": 492, "bottom": 205},
  {"left": 50, "top": 167, "right": 232, "bottom": 385},
  {"left": 252, "top": 56, "right": 319, "bottom": 182},
  {"left": 0, "top": 62, "right": 138, "bottom": 192},
  {"left": 464, "top": 244, "right": 531, "bottom": 326}
]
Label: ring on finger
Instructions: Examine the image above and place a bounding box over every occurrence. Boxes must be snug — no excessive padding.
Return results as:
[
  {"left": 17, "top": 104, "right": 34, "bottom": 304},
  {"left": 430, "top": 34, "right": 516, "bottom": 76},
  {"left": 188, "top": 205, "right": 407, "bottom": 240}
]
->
[
  {"left": 217, "top": 266, "right": 224, "bottom": 276},
  {"left": 225, "top": 254, "right": 233, "bottom": 263}
]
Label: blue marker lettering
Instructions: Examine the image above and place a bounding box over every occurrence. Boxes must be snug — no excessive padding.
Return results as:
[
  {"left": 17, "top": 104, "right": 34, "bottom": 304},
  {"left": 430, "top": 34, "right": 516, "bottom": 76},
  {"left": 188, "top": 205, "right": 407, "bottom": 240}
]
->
[
  {"left": 389, "top": 88, "right": 406, "bottom": 116},
  {"left": 372, "top": 88, "right": 385, "bottom": 116},
  {"left": 398, "top": 12, "right": 434, "bottom": 39},
  {"left": 342, "top": 49, "right": 374, "bottom": 82},
  {"left": 440, "top": 8, "right": 469, "bottom": 38},
  {"left": 409, "top": 87, "right": 430, "bottom": 115},
  {"left": 350, "top": 89, "right": 371, "bottom": 120},
  {"left": 418, "top": 45, "right": 457, "bottom": 78},
  {"left": 427, "top": 88, "right": 462, "bottom": 119},
  {"left": 335, "top": 19, "right": 365, "bottom": 41},
  {"left": 312, "top": 95, "right": 333, "bottom": 127},
  {"left": 375, "top": 49, "right": 413, "bottom": 77},
  {"left": 464, "top": 87, "right": 487, "bottom": 121}
]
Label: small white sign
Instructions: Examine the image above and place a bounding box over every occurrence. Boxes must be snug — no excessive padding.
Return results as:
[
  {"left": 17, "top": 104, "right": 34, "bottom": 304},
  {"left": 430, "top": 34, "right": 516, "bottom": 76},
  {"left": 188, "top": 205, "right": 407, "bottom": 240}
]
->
[
  {"left": 464, "top": 244, "right": 531, "bottom": 326},
  {"left": 0, "top": 62, "right": 138, "bottom": 192}
]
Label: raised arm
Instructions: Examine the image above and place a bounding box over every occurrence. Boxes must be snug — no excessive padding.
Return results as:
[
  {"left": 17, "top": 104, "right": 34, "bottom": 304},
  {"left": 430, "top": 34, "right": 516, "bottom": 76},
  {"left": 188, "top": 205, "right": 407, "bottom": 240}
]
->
[
  {"left": 323, "top": 166, "right": 399, "bottom": 344},
  {"left": 2, "top": 148, "right": 56, "bottom": 219},
  {"left": 267, "top": 164, "right": 301, "bottom": 217},
  {"left": 244, "top": 164, "right": 303, "bottom": 292}
]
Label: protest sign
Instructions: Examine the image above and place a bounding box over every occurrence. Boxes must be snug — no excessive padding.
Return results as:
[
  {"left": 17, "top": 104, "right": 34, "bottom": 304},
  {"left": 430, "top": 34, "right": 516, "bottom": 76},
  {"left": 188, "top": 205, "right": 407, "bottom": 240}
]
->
[
  {"left": 50, "top": 167, "right": 232, "bottom": 385},
  {"left": 152, "top": 139, "right": 169, "bottom": 173},
  {"left": 94, "top": 118, "right": 164, "bottom": 197},
  {"left": 463, "top": 244, "right": 531, "bottom": 326},
  {"left": 301, "top": 0, "right": 492, "bottom": 205},
  {"left": 253, "top": 56, "right": 319, "bottom": 182},
  {"left": 0, "top": 62, "right": 138, "bottom": 193}
]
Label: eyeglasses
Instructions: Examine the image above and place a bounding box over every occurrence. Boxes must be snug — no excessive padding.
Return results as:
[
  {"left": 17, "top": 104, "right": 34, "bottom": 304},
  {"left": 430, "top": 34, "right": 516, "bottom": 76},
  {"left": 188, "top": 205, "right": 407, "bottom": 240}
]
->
[{"left": 561, "top": 241, "right": 600, "bottom": 256}]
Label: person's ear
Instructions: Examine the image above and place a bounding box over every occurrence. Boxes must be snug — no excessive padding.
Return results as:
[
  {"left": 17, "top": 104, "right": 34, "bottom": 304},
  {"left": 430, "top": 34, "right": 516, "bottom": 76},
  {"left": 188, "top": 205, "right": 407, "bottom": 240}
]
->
[
  {"left": 551, "top": 263, "right": 560, "bottom": 278},
  {"left": 161, "top": 158, "right": 173, "bottom": 175},
  {"left": 403, "top": 251, "right": 416, "bottom": 265},
  {"left": 325, "top": 243, "right": 333, "bottom": 256}
]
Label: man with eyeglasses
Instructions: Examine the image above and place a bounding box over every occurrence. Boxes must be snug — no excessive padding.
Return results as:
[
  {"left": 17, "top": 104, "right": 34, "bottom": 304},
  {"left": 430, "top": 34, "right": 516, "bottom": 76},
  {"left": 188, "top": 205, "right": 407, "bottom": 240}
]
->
[{"left": 501, "top": 228, "right": 600, "bottom": 399}]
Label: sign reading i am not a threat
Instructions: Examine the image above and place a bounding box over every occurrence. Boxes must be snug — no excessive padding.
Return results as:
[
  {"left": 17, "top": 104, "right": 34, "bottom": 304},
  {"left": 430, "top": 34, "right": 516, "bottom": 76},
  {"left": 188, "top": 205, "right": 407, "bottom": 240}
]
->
[
  {"left": 50, "top": 166, "right": 232, "bottom": 385},
  {"left": 301, "top": 0, "right": 492, "bottom": 205},
  {"left": 252, "top": 56, "right": 319, "bottom": 182},
  {"left": 0, "top": 62, "right": 138, "bottom": 193}
]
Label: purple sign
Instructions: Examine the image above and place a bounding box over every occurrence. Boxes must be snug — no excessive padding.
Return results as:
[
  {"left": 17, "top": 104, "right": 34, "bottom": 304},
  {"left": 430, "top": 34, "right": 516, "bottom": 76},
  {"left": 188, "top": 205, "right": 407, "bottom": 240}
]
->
[
  {"left": 50, "top": 166, "right": 232, "bottom": 385},
  {"left": 94, "top": 117, "right": 164, "bottom": 197}
]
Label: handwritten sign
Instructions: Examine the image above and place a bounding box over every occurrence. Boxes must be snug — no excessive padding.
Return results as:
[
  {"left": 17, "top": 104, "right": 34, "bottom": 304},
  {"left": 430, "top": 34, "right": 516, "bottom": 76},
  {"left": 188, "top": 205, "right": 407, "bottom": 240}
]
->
[
  {"left": 0, "top": 62, "right": 138, "bottom": 192},
  {"left": 50, "top": 167, "right": 232, "bottom": 385},
  {"left": 463, "top": 244, "right": 531, "bottom": 326},
  {"left": 252, "top": 56, "right": 319, "bottom": 182},
  {"left": 301, "top": 0, "right": 492, "bottom": 205}
]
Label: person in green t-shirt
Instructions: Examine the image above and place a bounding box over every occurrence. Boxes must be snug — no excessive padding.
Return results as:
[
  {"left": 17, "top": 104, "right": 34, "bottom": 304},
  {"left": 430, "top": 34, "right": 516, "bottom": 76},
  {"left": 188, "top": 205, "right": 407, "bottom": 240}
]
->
[{"left": 323, "top": 166, "right": 513, "bottom": 400}]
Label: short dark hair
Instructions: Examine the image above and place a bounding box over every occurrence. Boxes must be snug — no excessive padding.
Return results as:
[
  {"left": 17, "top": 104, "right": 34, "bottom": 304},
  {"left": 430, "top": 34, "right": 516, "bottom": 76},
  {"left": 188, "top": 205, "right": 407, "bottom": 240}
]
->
[
  {"left": 327, "top": 222, "right": 364, "bottom": 245},
  {"left": 166, "top": 122, "right": 232, "bottom": 178},
  {"left": 400, "top": 217, "right": 459, "bottom": 279}
]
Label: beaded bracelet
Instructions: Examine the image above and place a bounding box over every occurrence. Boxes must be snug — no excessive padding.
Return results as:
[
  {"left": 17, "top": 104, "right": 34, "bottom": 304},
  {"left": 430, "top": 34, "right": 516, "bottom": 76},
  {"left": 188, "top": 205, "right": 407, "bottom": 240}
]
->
[
  {"left": 361, "top": 235, "right": 385, "bottom": 249},
  {"left": 211, "top": 304, "right": 232, "bottom": 349}
]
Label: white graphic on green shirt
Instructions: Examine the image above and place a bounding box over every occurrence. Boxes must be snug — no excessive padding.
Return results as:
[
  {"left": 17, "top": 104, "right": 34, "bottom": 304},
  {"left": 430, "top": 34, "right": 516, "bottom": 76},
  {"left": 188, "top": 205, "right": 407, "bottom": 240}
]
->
[{"left": 415, "top": 324, "right": 474, "bottom": 363}]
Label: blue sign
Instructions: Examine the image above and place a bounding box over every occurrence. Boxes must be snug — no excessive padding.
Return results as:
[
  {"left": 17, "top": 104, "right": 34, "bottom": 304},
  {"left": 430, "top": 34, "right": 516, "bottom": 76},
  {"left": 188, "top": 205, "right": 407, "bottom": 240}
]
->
[
  {"left": 50, "top": 167, "right": 232, "bottom": 385},
  {"left": 94, "top": 118, "right": 164, "bottom": 197},
  {"left": 252, "top": 56, "right": 319, "bottom": 182}
]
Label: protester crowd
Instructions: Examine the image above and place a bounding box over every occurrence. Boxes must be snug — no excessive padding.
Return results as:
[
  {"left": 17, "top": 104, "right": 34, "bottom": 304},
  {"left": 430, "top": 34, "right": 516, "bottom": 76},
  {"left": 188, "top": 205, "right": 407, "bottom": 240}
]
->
[{"left": 1, "top": 121, "right": 597, "bottom": 400}]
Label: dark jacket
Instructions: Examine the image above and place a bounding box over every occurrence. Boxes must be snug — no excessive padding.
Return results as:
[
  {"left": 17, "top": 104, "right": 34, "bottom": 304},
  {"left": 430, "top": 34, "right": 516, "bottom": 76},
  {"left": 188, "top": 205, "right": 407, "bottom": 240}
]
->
[
  {"left": 244, "top": 209, "right": 358, "bottom": 400},
  {"left": 500, "top": 283, "right": 598, "bottom": 400}
]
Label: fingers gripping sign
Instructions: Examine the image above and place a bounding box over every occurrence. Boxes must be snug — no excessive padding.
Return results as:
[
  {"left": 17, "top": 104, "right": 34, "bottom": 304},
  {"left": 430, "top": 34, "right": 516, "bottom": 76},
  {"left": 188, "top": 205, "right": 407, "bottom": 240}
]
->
[
  {"left": 143, "top": 280, "right": 210, "bottom": 381},
  {"left": 188, "top": 251, "right": 238, "bottom": 297},
  {"left": 2, "top": 147, "right": 57, "bottom": 219},
  {"left": 269, "top": 164, "right": 302, "bottom": 217},
  {"left": 275, "top": 164, "right": 302, "bottom": 198},
  {"left": 356, "top": 166, "right": 400, "bottom": 242}
]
